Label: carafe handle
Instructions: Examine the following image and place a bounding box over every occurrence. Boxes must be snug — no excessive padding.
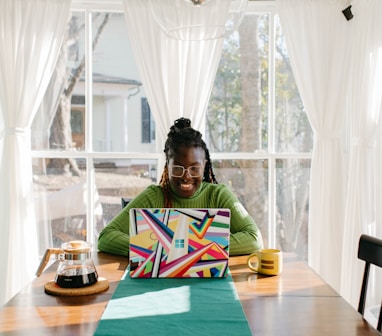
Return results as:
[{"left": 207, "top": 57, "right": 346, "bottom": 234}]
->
[{"left": 35, "top": 248, "right": 63, "bottom": 277}]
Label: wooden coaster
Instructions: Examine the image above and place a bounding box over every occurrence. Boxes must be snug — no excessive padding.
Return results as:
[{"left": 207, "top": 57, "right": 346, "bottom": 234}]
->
[{"left": 44, "top": 277, "right": 109, "bottom": 296}]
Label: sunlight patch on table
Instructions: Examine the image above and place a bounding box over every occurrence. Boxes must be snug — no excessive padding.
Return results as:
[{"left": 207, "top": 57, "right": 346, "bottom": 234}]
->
[{"left": 101, "top": 286, "right": 191, "bottom": 320}]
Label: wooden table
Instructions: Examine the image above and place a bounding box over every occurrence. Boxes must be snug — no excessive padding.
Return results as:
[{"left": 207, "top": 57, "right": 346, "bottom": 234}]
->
[
  {"left": 0, "top": 252, "right": 380, "bottom": 335},
  {"left": 230, "top": 254, "right": 381, "bottom": 336},
  {"left": 0, "top": 253, "right": 128, "bottom": 335}
]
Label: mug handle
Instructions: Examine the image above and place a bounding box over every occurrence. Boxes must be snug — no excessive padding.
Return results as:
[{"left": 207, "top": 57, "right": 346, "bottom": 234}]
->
[{"left": 247, "top": 252, "right": 259, "bottom": 272}]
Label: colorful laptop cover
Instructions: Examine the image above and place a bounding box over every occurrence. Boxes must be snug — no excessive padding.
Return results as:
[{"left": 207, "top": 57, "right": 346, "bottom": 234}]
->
[{"left": 129, "top": 208, "right": 230, "bottom": 278}]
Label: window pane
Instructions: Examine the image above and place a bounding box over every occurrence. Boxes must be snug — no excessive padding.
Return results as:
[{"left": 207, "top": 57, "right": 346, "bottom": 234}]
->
[
  {"left": 33, "top": 158, "right": 92, "bottom": 253},
  {"left": 95, "top": 158, "right": 156, "bottom": 224},
  {"left": 212, "top": 159, "right": 269, "bottom": 247},
  {"left": 274, "top": 16, "right": 313, "bottom": 153},
  {"left": 276, "top": 159, "right": 310, "bottom": 260},
  {"left": 207, "top": 13, "right": 269, "bottom": 153},
  {"left": 91, "top": 13, "right": 153, "bottom": 153},
  {"left": 33, "top": 157, "right": 156, "bottom": 253},
  {"left": 32, "top": 12, "right": 86, "bottom": 152}
]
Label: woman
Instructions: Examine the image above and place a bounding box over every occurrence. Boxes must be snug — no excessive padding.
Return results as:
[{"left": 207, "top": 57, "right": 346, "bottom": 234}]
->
[{"left": 98, "top": 118, "right": 263, "bottom": 256}]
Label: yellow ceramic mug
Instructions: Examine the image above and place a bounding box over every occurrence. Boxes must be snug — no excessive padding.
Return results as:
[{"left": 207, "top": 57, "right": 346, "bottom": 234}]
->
[{"left": 247, "top": 249, "right": 282, "bottom": 275}]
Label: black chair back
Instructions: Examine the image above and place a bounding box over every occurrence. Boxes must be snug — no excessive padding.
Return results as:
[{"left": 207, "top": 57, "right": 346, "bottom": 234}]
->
[
  {"left": 357, "top": 234, "right": 382, "bottom": 331},
  {"left": 121, "top": 197, "right": 131, "bottom": 209}
]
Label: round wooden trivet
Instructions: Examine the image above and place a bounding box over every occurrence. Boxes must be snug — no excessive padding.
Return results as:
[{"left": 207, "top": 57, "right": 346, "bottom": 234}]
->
[{"left": 44, "top": 277, "right": 109, "bottom": 296}]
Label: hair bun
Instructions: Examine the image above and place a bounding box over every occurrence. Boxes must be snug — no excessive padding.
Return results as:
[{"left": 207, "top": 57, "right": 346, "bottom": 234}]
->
[{"left": 174, "top": 118, "right": 191, "bottom": 130}]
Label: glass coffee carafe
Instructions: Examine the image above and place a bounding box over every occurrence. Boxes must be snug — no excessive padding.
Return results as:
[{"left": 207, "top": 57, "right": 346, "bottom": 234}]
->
[{"left": 36, "top": 240, "right": 98, "bottom": 288}]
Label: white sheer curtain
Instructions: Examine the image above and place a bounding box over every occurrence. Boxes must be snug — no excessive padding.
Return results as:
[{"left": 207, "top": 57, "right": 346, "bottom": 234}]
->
[
  {"left": 0, "top": 0, "right": 71, "bottom": 305},
  {"left": 277, "top": 0, "right": 382, "bottom": 311},
  {"left": 122, "top": 0, "right": 225, "bottom": 155},
  {"left": 341, "top": 0, "right": 382, "bottom": 309},
  {"left": 276, "top": 0, "right": 350, "bottom": 291}
]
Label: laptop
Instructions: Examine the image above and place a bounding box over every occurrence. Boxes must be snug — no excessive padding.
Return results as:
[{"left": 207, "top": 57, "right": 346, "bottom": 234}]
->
[{"left": 129, "top": 208, "right": 230, "bottom": 278}]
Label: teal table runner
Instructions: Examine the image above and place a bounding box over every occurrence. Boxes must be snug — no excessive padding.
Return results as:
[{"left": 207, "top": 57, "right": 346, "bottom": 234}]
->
[{"left": 94, "top": 271, "right": 252, "bottom": 336}]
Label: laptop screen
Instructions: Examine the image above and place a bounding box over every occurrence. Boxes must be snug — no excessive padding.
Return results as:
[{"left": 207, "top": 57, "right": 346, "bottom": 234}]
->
[{"left": 129, "top": 208, "right": 230, "bottom": 278}]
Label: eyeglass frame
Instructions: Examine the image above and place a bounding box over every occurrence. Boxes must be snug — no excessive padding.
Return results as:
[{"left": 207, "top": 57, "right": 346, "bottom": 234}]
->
[{"left": 168, "top": 164, "right": 205, "bottom": 178}]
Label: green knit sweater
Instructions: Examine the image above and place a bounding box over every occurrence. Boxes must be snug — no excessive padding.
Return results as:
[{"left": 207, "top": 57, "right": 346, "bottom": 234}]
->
[{"left": 97, "top": 182, "right": 263, "bottom": 256}]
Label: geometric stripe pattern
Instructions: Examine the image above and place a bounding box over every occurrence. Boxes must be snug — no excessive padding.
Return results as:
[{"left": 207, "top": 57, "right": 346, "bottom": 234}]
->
[{"left": 129, "top": 208, "right": 230, "bottom": 278}]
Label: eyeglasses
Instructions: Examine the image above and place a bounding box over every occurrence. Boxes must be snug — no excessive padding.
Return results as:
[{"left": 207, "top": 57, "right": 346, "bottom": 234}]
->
[{"left": 169, "top": 165, "right": 203, "bottom": 178}]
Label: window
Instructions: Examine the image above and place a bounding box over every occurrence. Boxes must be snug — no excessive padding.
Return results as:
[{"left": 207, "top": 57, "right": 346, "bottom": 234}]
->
[
  {"left": 207, "top": 9, "right": 312, "bottom": 258},
  {"left": 32, "top": 10, "right": 157, "bottom": 250},
  {"left": 141, "top": 97, "right": 155, "bottom": 143},
  {"left": 31, "top": 2, "right": 312, "bottom": 260}
]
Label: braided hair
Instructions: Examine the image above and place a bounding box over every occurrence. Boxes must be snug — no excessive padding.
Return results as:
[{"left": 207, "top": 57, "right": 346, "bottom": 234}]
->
[{"left": 159, "top": 117, "right": 218, "bottom": 207}]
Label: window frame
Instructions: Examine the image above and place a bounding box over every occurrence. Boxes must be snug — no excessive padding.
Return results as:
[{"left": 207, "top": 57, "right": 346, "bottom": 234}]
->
[{"left": 31, "top": 0, "right": 312, "bottom": 252}]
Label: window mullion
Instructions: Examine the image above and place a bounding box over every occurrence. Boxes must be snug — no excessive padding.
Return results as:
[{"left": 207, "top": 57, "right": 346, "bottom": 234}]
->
[
  {"left": 268, "top": 10, "right": 276, "bottom": 248},
  {"left": 85, "top": 9, "right": 95, "bottom": 244}
]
